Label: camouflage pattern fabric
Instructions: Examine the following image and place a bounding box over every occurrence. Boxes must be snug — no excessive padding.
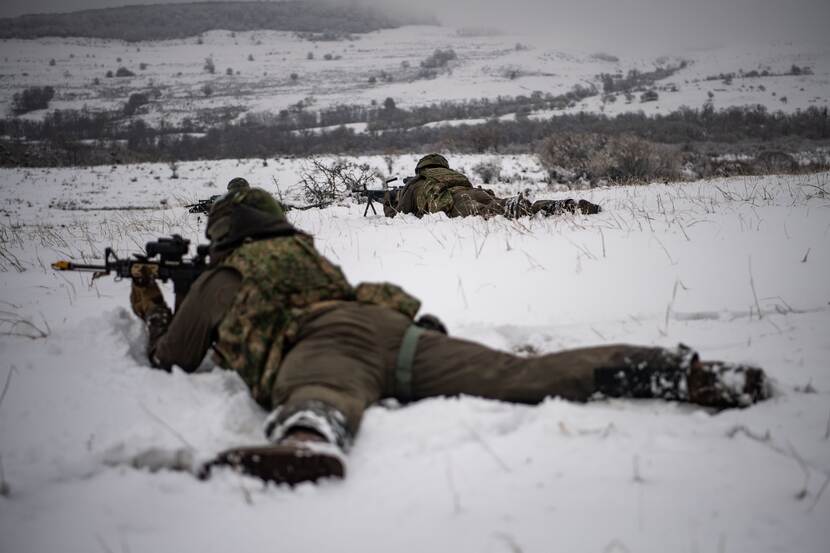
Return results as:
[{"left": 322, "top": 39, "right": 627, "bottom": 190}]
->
[
  {"left": 413, "top": 167, "right": 473, "bottom": 215},
  {"left": 354, "top": 282, "right": 421, "bottom": 319},
  {"left": 214, "top": 236, "right": 354, "bottom": 405}
]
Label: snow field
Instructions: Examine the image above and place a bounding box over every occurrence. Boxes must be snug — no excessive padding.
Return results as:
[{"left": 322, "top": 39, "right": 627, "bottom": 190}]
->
[
  {"left": 1, "top": 28, "right": 828, "bottom": 126},
  {"left": 0, "top": 157, "right": 829, "bottom": 552}
]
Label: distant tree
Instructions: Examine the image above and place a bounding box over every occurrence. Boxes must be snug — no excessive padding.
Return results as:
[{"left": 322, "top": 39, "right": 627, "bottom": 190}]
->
[
  {"left": 226, "top": 67, "right": 233, "bottom": 76},
  {"left": 139, "top": 62, "right": 148, "bottom": 70},
  {"left": 307, "top": 52, "right": 314, "bottom": 60},
  {"left": 247, "top": 54, "right": 254, "bottom": 61},
  {"left": 11, "top": 86, "right": 55, "bottom": 115},
  {"left": 105, "top": 70, "right": 114, "bottom": 78},
  {"left": 290, "top": 72, "right": 299, "bottom": 81},
  {"left": 49, "top": 58, "right": 56, "bottom": 66},
  {"left": 383, "top": 97, "right": 396, "bottom": 110},
  {"left": 202, "top": 84, "right": 213, "bottom": 97},
  {"left": 123, "top": 92, "right": 149, "bottom": 115},
  {"left": 368, "top": 76, "right": 377, "bottom": 84},
  {"left": 640, "top": 90, "right": 659, "bottom": 103},
  {"left": 115, "top": 67, "right": 135, "bottom": 77},
  {"left": 420, "top": 48, "right": 457, "bottom": 69},
  {"left": 204, "top": 57, "right": 215, "bottom": 74}
]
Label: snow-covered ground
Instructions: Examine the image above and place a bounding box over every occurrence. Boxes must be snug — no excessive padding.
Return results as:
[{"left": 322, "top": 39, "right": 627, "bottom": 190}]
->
[
  {"left": 0, "top": 156, "right": 828, "bottom": 552},
  {"left": 1, "top": 27, "right": 828, "bottom": 126}
]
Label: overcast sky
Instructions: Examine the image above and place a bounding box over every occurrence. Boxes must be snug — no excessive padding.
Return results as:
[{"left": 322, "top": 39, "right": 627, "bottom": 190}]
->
[{"left": 1, "top": 0, "right": 828, "bottom": 52}]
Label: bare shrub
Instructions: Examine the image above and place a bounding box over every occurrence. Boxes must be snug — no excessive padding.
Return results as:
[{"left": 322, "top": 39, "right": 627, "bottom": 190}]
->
[
  {"left": 536, "top": 132, "right": 609, "bottom": 185},
  {"left": 472, "top": 158, "right": 502, "bottom": 183},
  {"left": 607, "top": 135, "right": 681, "bottom": 183},
  {"left": 537, "top": 132, "right": 681, "bottom": 185},
  {"left": 298, "top": 158, "right": 380, "bottom": 205}
]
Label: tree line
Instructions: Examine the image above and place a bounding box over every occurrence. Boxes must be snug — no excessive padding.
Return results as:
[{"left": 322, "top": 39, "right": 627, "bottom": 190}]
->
[
  {"left": 1, "top": 104, "right": 828, "bottom": 168},
  {"left": 0, "top": 1, "right": 434, "bottom": 42}
]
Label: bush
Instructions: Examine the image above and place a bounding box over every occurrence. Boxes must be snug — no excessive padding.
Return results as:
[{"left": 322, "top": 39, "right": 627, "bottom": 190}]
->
[
  {"left": 123, "top": 92, "right": 149, "bottom": 115},
  {"left": 421, "top": 48, "right": 457, "bottom": 69},
  {"left": 537, "top": 132, "right": 680, "bottom": 185},
  {"left": 640, "top": 90, "right": 659, "bottom": 103},
  {"left": 115, "top": 67, "right": 135, "bottom": 77},
  {"left": 298, "top": 158, "right": 379, "bottom": 205},
  {"left": 472, "top": 159, "right": 502, "bottom": 183},
  {"left": 11, "top": 86, "right": 55, "bottom": 115},
  {"left": 537, "top": 132, "right": 609, "bottom": 184},
  {"left": 608, "top": 135, "right": 680, "bottom": 182}
]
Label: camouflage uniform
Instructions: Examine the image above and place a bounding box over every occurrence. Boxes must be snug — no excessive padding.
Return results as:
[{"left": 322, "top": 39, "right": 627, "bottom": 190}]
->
[
  {"left": 133, "top": 186, "right": 767, "bottom": 482},
  {"left": 385, "top": 154, "right": 601, "bottom": 218},
  {"left": 131, "top": 188, "right": 766, "bottom": 483}
]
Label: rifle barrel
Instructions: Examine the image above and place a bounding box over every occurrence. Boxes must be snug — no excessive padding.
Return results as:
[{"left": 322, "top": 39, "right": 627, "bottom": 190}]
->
[{"left": 51, "top": 260, "right": 108, "bottom": 272}]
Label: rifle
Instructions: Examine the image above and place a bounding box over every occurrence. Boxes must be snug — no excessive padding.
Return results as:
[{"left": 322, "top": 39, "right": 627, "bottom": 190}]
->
[
  {"left": 184, "top": 195, "right": 221, "bottom": 214},
  {"left": 51, "top": 234, "right": 209, "bottom": 312},
  {"left": 358, "top": 177, "right": 407, "bottom": 216}
]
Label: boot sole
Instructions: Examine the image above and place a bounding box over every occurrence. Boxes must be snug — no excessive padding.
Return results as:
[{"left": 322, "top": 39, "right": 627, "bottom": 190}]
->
[{"left": 200, "top": 445, "right": 345, "bottom": 485}]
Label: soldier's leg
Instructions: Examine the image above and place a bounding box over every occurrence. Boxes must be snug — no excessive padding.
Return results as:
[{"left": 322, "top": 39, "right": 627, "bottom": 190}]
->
[
  {"left": 206, "top": 304, "right": 410, "bottom": 485},
  {"left": 268, "top": 303, "right": 410, "bottom": 448},
  {"left": 409, "top": 334, "right": 767, "bottom": 407},
  {"left": 449, "top": 188, "right": 504, "bottom": 218},
  {"left": 532, "top": 199, "right": 602, "bottom": 216},
  {"left": 410, "top": 331, "right": 649, "bottom": 403}
]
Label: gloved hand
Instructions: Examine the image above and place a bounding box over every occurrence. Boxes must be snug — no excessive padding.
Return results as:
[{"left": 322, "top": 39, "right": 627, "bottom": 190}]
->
[
  {"left": 130, "top": 265, "right": 167, "bottom": 320},
  {"left": 415, "top": 314, "right": 448, "bottom": 335}
]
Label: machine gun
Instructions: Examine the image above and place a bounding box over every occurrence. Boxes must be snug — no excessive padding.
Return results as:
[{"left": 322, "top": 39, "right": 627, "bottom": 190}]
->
[
  {"left": 358, "top": 177, "right": 409, "bottom": 216},
  {"left": 51, "top": 234, "right": 209, "bottom": 311},
  {"left": 184, "top": 195, "right": 221, "bottom": 214}
]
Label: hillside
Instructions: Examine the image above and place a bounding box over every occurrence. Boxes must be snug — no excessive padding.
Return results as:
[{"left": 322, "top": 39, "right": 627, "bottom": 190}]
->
[{"left": 0, "top": 1, "right": 434, "bottom": 42}]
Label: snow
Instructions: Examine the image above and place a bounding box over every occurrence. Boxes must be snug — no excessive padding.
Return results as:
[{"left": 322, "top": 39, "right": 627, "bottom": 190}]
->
[
  {"left": 1, "top": 28, "right": 828, "bottom": 127},
  {"left": 0, "top": 156, "right": 829, "bottom": 552}
]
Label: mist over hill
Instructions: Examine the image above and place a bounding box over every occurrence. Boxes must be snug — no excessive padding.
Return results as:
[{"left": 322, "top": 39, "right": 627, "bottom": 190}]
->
[{"left": 0, "top": 1, "right": 436, "bottom": 42}]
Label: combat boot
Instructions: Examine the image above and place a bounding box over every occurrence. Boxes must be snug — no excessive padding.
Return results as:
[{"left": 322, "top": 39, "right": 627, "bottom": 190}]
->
[
  {"left": 202, "top": 401, "right": 350, "bottom": 485},
  {"left": 577, "top": 199, "right": 602, "bottom": 214},
  {"left": 503, "top": 194, "right": 533, "bottom": 218},
  {"left": 530, "top": 199, "right": 602, "bottom": 216},
  {"left": 594, "top": 344, "right": 769, "bottom": 409},
  {"left": 201, "top": 430, "right": 345, "bottom": 485}
]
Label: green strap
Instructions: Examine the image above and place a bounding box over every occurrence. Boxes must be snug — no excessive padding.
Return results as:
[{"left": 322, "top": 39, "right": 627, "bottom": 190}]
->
[{"left": 395, "top": 324, "right": 425, "bottom": 402}]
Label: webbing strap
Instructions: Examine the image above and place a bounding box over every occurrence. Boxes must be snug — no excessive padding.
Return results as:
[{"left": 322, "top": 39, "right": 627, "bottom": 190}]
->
[{"left": 395, "top": 324, "right": 425, "bottom": 402}]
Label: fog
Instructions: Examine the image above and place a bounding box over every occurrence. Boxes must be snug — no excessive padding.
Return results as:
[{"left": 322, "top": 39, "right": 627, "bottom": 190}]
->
[{"left": 1, "top": 0, "right": 828, "bottom": 52}]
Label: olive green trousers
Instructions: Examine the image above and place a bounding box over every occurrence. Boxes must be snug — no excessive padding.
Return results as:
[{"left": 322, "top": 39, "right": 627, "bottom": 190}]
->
[{"left": 273, "top": 303, "right": 655, "bottom": 439}]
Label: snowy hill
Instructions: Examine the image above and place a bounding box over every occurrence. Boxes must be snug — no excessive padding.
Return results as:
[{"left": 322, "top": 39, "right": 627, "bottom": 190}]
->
[
  {"left": 1, "top": 27, "right": 828, "bottom": 128},
  {"left": 0, "top": 157, "right": 828, "bottom": 552}
]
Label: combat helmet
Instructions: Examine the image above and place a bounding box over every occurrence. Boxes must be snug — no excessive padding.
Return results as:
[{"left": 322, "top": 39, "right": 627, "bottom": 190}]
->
[
  {"left": 227, "top": 177, "right": 250, "bottom": 192},
  {"left": 206, "top": 187, "right": 287, "bottom": 250},
  {"left": 415, "top": 153, "right": 449, "bottom": 174}
]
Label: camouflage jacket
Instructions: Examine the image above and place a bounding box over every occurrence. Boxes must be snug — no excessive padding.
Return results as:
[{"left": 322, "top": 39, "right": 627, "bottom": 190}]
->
[
  {"left": 394, "top": 167, "right": 473, "bottom": 216},
  {"left": 214, "top": 235, "right": 354, "bottom": 404},
  {"left": 213, "top": 235, "right": 422, "bottom": 406}
]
